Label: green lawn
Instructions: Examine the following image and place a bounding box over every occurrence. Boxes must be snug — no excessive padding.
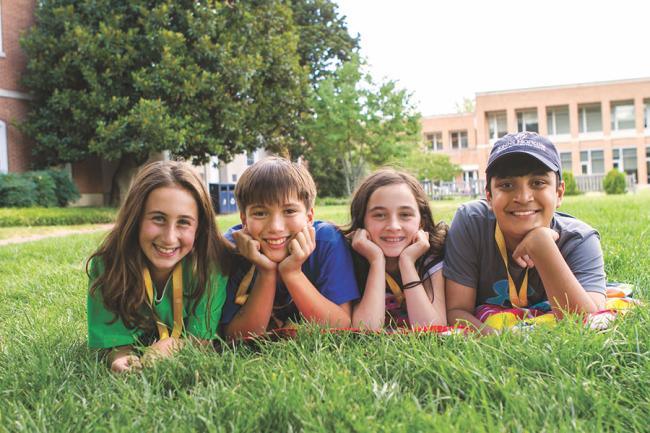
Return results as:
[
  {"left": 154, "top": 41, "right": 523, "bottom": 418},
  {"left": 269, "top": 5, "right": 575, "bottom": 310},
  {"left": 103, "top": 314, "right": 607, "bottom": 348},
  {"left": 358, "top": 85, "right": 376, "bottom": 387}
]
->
[{"left": 1, "top": 192, "right": 649, "bottom": 432}]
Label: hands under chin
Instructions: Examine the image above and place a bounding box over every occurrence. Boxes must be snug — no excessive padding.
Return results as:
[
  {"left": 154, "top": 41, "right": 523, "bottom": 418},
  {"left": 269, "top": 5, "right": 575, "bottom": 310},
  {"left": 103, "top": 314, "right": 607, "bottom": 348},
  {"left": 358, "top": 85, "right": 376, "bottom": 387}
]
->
[
  {"left": 350, "top": 229, "right": 384, "bottom": 264},
  {"left": 233, "top": 228, "right": 277, "bottom": 272},
  {"left": 398, "top": 229, "right": 430, "bottom": 265},
  {"left": 278, "top": 226, "right": 316, "bottom": 276},
  {"left": 511, "top": 226, "right": 560, "bottom": 268}
]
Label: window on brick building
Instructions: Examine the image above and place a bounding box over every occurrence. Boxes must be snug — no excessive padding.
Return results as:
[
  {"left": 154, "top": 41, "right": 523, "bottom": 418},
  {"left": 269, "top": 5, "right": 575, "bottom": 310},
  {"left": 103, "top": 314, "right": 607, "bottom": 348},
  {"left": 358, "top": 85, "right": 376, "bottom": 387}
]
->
[
  {"left": 560, "top": 152, "right": 572, "bottom": 173},
  {"left": 547, "top": 106, "right": 570, "bottom": 136},
  {"left": 516, "top": 109, "right": 538, "bottom": 133},
  {"left": 0, "top": 121, "right": 7, "bottom": 173},
  {"left": 612, "top": 147, "right": 638, "bottom": 181},
  {"left": 644, "top": 99, "right": 650, "bottom": 129},
  {"left": 425, "top": 132, "right": 443, "bottom": 151},
  {"left": 486, "top": 111, "right": 507, "bottom": 141},
  {"left": 611, "top": 100, "right": 635, "bottom": 131},
  {"left": 578, "top": 103, "right": 602, "bottom": 133},
  {"left": 450, "top": 131, "right": 468, "bottom": 149},
  {"left": 580, "top": 149, "right": 604, "bottom": 175}
]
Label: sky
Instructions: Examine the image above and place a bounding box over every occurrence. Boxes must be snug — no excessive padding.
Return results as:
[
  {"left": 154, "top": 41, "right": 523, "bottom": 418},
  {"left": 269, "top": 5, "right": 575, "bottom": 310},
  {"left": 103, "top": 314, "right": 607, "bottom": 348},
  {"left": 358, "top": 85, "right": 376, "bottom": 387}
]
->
[{"left": 335, "top": 0, "right": 650, "bottom": 116}]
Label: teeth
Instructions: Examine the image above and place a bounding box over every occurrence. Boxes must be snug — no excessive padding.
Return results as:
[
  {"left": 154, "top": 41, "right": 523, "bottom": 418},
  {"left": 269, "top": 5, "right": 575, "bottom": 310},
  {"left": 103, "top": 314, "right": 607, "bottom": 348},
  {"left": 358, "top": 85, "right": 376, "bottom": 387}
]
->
[
  {"left": 512, "top": 211, "right": 535, "bottom": 216},
  {"left": 155, "top": 245, "right": 177, "bottom": 254},
  {"left": 382, "top": 237, "right": 405, "bottom": 243},
  {"left": 267, "top": 238, "right": 286, "bottom": 245}
]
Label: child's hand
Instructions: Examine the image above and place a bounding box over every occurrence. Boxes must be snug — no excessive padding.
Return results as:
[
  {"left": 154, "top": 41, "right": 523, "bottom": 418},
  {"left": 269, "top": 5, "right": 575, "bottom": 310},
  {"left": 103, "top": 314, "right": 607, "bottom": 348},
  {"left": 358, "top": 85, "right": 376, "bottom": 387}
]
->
[
  {"left": 350, "top": 229, "right": 384, "bottom": 264},
  {"left": 399, "top": 229, "right": 430, "bottom": 265},
  {"left": 512, "top": 227, "right": 559, "bottom": 268},
  {"left": 110, "top": 354, "right": 142, "bottom": 373},
  {"left": 278, "top": 226, "right": 316, "bottom": 276},
  {"left": 141, "top": 337, "right": 183, "bottom": 366},
  {"left": 233, "top": 228, "right": 277, "bottom": 272}
]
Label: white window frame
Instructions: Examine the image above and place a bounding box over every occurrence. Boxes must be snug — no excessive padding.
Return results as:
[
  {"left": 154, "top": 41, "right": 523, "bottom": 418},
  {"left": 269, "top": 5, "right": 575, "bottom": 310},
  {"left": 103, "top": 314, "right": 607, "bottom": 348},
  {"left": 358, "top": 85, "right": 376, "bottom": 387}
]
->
[
  {"left": 546, "top": 105, "right": 570, "bottom": 138},
  {"left": 580, "top": 149, "right": 605, "bottom": 175},
  {"left": 644, "top": 99, "right": 650, "bottom": 131},
  {"left": 516, "top": 109, "right": 538, "bottom": 133},
  {"left": 450, "top": 130, "right": 468, "bottom": 150},
  {"left": 426, "top": 132, "right": 443, "bottom": 151},
  {"left": 0, "top": 120, "right": 7, "bottom": 173},
  {"left": 610, "top": 100, "right": 636, "bottom": 133},
  {"left": 560, "top": 151, "right": 572, "bottom": 173},
  {"left": 578, "top": 103, "right": 603, "bottom": 137},
  {"left": 613, "top": 146, "right": 638, "bottom": 180},
  {"left": 612, "top": 148, "right": 621, "bottom": 171},
  {"left": 486, "top": 111, "right": 507, "bottom": 143}
]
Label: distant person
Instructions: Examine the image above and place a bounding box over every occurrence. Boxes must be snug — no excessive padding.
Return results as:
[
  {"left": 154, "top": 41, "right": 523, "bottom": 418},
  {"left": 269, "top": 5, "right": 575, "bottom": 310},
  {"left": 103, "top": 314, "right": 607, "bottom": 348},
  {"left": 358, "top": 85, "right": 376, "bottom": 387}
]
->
[
  {"left": 87, "top": 161, "right": 231, "bottom": 372},
  {"left": 444, "top": 132, "right": 606, "bottom": 333},
  {"left": 221, "top": 157, "right": 359, "bottom": 339},
  {"left": 344, "top": 169, "right": 448, "bottom": 330}
]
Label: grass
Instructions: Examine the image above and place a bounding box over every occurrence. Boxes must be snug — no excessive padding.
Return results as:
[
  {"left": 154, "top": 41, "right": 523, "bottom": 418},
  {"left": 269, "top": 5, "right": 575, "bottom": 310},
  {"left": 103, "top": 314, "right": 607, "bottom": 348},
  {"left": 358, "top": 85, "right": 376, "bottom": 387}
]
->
[
  {"left": 1, "top": 192, "right": 649, "bottom": 432},
  {"left": 0, "top": 207, "right": 116, "bottom": 227}
]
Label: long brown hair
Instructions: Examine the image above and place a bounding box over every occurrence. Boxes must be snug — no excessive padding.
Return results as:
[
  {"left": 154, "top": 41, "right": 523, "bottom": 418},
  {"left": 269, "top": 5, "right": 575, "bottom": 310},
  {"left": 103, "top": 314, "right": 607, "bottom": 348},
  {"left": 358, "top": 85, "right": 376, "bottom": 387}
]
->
[
  {"left": 87, "top": 160, "right": 232, "bottom": 332},
  {"left": 342, "top": 168, "right": 448, "bottom": 286}
]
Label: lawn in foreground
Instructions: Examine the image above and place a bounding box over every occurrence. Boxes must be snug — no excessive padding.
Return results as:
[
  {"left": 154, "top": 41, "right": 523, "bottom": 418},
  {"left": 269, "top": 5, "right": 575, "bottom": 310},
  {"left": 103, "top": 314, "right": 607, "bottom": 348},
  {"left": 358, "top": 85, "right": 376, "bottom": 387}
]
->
[{"left": 0, "top": 192, "right": 649, "bottom": 432}]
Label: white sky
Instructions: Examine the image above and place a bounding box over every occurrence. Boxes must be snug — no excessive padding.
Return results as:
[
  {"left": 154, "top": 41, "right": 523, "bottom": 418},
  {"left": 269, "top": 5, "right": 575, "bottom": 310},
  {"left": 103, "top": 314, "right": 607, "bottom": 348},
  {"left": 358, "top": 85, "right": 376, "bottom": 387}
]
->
[{"left": 336, "top": 0, "right": 650, "bottom": 116}]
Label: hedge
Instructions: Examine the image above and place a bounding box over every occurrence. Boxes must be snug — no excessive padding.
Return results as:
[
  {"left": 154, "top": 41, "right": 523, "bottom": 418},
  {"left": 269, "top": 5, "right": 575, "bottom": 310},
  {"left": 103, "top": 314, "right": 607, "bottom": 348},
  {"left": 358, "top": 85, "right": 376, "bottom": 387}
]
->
[
  {"left": 0, "top": 169, "right": 80, "bottom": 207},
  {"left": 0, "top": 207, "right": 116, "bottom": 227}
]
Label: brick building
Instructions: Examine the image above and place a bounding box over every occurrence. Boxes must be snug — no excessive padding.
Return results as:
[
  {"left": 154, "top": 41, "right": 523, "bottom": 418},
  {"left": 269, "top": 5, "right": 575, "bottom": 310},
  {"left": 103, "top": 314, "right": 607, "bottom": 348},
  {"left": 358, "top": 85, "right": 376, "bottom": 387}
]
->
[
  {"left": 0, "top": 0, "right": 35, "bottom": 175},
  {"left": 422, "top": 78, "right": 650, "bottom": 189}
]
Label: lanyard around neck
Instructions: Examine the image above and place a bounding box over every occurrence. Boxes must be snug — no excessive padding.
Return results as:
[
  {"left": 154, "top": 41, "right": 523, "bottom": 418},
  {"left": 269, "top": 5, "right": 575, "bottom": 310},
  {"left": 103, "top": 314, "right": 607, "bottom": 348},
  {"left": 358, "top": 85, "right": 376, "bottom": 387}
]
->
[
  {"left": 494, "top": 224, "right": 528, "bottom": 308},
  {"left": 385, "top": 273, "right": 404, "bottom": 306},
  {"left": 144, "top": 263, "right": 183, "bottom": 339}
]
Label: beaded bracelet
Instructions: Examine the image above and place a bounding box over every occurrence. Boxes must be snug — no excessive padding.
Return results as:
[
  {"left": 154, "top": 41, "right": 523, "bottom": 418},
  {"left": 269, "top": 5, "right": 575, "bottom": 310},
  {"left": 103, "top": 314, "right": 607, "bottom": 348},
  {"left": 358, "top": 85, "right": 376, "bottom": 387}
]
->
[{"left": 402, "top": 280, "right": 424, "bottom": 290}]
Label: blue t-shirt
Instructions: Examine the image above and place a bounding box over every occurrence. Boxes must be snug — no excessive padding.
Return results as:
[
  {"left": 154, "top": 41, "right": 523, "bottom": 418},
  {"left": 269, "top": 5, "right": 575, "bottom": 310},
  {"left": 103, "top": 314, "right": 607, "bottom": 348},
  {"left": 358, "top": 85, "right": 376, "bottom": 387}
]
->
[{"left": 221, "top": 221, "right": 360, "bottom": 326}]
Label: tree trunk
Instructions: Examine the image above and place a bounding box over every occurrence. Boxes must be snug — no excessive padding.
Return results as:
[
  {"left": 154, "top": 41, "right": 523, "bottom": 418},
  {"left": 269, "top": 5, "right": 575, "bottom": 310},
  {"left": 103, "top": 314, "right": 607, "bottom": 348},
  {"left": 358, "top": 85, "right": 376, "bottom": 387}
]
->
[{"left": 109, "top": 155, "right": 140, "bottom": 207}]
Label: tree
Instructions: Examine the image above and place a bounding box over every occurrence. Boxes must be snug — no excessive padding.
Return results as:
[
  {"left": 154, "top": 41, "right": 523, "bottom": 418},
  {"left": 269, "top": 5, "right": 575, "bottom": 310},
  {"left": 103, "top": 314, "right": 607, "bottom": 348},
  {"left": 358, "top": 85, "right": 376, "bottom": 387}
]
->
[
  {"left": 21, "top": 0, "right": 310, "bottom": 202},
  {"left": 603, "top": 169, "right": 626, "bottom": 194},
  {"left": 392, "top": 150, "right": 461, "bottom": 184},
  {"left": 455, "top": 97, "right": 475, "bottom": 113},
  {"left": 302, "top": 55, "right": 421, "bottom": 196}
]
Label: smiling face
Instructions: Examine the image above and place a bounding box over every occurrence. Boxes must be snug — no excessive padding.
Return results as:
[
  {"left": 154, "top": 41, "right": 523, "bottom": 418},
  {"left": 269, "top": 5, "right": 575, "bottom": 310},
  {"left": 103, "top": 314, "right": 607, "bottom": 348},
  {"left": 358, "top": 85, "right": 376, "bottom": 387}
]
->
[
  {"left": 363, "top": 183, "right": 421, "bottom": 258},
  {"left": 241, "top": 194, "right": 314, "bottom": 263},
  {"left": 138, "top": 185, "right": 198, "bottom": 285},
  {"left": 487, "top": 170, "right": 565, "bottom": 248}
]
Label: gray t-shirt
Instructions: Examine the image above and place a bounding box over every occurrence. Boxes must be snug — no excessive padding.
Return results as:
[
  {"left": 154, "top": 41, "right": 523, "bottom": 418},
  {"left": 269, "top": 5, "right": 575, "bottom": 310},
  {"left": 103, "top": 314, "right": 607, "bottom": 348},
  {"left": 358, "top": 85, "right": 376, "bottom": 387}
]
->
[{"left": 443, "top": 200, "right": 606, "bottom": 308}]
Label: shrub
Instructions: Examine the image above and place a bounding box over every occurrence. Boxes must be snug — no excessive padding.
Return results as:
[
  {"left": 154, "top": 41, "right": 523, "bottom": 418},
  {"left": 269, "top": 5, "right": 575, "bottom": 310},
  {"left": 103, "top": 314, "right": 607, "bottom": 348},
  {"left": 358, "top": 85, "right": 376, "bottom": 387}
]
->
[
  {"left": 0, "top": 207, "right": 116, "bottom": 226},
  {"left": 24, "top": 170, "right": 58, "bottom": 207},
  {"left": 0, "top": 173, "right": 37, "bottom": 207},
  {"left": 48, "top": 169, "right": 80, "bottom": 206},
  {"left": 603, "top": 169, "right": 626, "bottom": 194},
  {"left": 562, "top": 171, "right": 580, "bottom": 196}
]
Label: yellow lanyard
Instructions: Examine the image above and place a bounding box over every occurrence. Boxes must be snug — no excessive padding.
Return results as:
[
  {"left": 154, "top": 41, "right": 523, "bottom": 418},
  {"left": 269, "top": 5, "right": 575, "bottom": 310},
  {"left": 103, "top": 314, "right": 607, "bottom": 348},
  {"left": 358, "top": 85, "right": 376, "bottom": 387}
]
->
[
  {"left": 494, "top": 224, "right": 528, "bottom": 308},
  {"left": 234, "top": 266, "right": 256, "bottom": 305},
  {"left": 385, "top": 273, "right": 405, "bottom": 306},
  {"left": 143, "top": 264, "right": 184, "bottom": 340}
]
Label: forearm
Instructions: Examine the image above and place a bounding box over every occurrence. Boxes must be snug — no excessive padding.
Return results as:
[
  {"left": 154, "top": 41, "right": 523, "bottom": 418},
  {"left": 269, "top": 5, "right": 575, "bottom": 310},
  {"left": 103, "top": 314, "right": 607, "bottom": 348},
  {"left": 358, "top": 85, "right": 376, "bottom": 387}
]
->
[
  {"left": 281, "top": 270, "right": 352, "bottom": 328},
  {"left": 530, "top": 238, "right": 601, "bottom": 315},
  {"left": 447, "top": 308, "right": 495, "bottom": 335},
  {"left": 352, "top": 259, "right": 386, "bottom": 330},
  {"left": 402, "top": 268, "right": 446, "bottom": 327},
  {"left": 225, "top": 269, "right": 277, "bottom": 339}
]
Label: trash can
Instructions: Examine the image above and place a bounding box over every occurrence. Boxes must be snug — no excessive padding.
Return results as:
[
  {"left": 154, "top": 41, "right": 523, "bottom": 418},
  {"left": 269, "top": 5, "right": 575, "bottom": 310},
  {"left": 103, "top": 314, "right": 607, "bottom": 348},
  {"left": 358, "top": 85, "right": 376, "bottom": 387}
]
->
[{"left": 209, "top": 184, "right": 238, "bottom": 214}]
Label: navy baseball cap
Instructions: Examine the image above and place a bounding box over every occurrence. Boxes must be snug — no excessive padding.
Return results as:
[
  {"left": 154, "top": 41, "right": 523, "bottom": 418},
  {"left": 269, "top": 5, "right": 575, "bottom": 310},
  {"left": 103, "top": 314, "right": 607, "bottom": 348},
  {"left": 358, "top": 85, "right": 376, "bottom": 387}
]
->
[{"left": 486, "top": 132, "right": 562, "bottom": 178}]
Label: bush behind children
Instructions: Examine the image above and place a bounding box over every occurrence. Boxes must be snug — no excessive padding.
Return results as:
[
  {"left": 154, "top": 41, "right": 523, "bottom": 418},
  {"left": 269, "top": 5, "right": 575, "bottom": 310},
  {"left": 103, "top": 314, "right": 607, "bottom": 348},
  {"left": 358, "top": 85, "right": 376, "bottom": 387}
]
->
[{"left": 87, "top": 134, "right": 608, "bottom": 371}]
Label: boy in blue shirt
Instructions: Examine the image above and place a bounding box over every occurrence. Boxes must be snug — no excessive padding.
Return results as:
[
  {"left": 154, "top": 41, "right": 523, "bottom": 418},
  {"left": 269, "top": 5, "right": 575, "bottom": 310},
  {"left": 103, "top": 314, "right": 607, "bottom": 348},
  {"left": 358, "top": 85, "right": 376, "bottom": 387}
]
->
[
  {"left": 222, "top": 157, "right": 360, "bottom": 339},
  {"left": 444, "top": 132, "right": 606, "bottom": 333}
]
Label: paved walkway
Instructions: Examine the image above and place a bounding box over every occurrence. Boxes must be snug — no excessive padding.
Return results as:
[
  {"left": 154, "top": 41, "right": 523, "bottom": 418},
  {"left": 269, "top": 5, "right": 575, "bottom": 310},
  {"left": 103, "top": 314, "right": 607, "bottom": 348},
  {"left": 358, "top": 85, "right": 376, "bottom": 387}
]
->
[{"left": 0, "top": 224, "right": 114, "bottom": 246}]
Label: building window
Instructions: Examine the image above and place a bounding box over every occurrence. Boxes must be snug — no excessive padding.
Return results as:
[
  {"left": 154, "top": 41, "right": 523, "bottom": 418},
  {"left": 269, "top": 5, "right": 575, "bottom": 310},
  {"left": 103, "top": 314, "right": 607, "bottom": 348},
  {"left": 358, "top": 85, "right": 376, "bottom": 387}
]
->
[
  {"left": 580, "top": 149, "right": 604, "bottom": 175},
  {"left": 0, "top": 121, "right": 7, "bottom": 173},
  {"left": 578, "top": 103, "right": 602, "bottom": 133},
  {"left": 611, "top": 100, "right": 635, "bottom": 131},
  {"left": 613, "top": 147, "right": 638, "bottom": 181},
  {"left": 560, "top": 152, "right": 572, "bottom": 173},
  {"left": 486, "top": 111, "right": 507, "bottom": 141},
  {"left": 231, "top": 174, "right": 237, "bottom": 182},
  {"left": 644, "top": 99, "right": 650, "bottom": 129},
  {"left": 425, "top": 132, "right": 443, "bottom": 151},
  {"left": 450, "top": 130, "right": 468, "bottom": 149},
  {"left": 547, "top": 105, "right": 570, "bottom": 136},
  {"left": 246, "top": 151, "right": 254, "bottom": 166},
  {"left": 516, "top": 109, "right": 538, "bottom": 133}
]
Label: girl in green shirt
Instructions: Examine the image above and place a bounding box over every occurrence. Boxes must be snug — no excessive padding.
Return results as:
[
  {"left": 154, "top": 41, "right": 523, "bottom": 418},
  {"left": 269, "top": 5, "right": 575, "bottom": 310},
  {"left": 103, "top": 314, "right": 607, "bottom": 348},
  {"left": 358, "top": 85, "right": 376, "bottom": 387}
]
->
[{"left": 87, "top": 161, "right": 232, "bottom": 373}]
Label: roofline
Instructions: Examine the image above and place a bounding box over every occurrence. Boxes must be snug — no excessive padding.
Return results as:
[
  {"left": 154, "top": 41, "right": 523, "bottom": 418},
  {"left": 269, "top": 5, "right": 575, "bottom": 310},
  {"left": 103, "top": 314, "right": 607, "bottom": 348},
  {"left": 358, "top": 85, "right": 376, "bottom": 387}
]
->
[
  {"left": 476, "top": 76, "right": 650, "bottom": 97},
  {"left": 421, "top": 112, "right": 474, "bottom": 120}
]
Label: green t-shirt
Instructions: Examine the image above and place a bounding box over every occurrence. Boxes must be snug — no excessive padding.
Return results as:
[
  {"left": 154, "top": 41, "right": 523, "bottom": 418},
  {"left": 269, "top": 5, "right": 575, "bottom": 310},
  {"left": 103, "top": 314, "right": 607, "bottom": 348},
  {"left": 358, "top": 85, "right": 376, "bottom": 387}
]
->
[{"left": 87, "top": 256, "right": 226, "bottom": 349}]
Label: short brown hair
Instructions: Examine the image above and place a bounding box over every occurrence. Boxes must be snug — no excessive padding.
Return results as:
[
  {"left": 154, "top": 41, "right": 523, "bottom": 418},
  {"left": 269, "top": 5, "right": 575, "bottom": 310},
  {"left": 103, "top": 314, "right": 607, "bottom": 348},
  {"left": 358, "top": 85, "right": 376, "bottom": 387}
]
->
[{"left": 235, "top": 157, "right": 317, "bottom": 211}]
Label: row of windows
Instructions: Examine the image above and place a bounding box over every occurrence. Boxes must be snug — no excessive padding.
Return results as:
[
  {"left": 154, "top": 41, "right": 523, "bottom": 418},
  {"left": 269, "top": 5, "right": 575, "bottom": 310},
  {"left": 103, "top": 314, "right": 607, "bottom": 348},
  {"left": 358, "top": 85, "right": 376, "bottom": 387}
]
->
[
  {"left": 425, "top": 100, "right": 650, "bottom": 151},
  {"left": 487, "top": 99, "right": 650, "bottom": 141},
  {"left": 560, "top": 146, "right": 650, "bottom": 183}
]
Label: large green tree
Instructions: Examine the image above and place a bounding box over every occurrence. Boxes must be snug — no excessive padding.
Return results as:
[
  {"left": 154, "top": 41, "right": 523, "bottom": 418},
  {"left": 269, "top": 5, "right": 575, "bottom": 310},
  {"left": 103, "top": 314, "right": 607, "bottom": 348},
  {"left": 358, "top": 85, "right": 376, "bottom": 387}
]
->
[
  {"left": 302, "top": 55, "right": 421, "bottom": 196},
  {"left": 21, "top": 0, "right": 314, "bottom": 201}
]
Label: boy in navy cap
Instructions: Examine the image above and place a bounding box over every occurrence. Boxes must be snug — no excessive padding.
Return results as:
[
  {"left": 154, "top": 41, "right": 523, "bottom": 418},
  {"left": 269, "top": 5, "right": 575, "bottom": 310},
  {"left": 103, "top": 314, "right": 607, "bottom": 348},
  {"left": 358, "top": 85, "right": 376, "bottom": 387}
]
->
[{"left": 444, "top": 132, "right": 606, "bottom": 333}]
